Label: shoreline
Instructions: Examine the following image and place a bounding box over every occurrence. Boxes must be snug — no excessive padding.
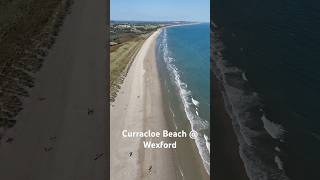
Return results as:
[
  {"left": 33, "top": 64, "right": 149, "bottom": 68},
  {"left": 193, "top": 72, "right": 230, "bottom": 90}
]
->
[
  {"left": 157, "top": 24, "right": 210, "bottom": 179},
  {"left": 111, "top": 25, "right": 210, "bottom": 180},
  {"left": 163, "top": 22, "right": 206, "bottom": 30},
  {"left": 212, "top": 28, "right": 249, "bottom": 179},
  {"left": 110, "top": 29, "right": 178, "bottom": 179},
  {"left": 156, "top": 26, "right": 210, "bottom": 180},
  {"left": 212, "top": 72, "right": 249, "bottom": 179}
]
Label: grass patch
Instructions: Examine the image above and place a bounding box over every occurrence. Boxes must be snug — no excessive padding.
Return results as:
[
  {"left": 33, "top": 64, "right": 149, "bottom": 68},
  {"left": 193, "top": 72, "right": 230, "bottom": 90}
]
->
[
  {"left": 110, "top": 33, "right": 150, "bottom": 102},
  {"left": 0, "top": 0, "right": 72, "bottom": 132}
]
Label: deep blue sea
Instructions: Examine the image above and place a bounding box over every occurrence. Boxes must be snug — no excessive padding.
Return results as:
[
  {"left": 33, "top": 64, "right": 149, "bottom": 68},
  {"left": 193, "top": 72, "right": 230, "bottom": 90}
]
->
[
  {"left": 213, "top": 0, "right": 320, "bottom": 179},
  {"left": 156, "top": 23, "right": 210, "bottom": 174}
]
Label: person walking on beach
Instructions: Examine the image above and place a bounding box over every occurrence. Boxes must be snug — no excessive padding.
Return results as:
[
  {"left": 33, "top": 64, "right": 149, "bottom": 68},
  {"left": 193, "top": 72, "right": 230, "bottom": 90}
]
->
[{"left": 148, "top": 165, "right": 152, "bottom": 174}]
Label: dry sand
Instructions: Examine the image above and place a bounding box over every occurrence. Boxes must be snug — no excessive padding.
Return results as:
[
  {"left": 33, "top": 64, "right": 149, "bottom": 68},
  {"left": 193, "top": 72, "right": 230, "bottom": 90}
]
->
[
  {"left": 110, "top": 29, "right": 178, "bottom": 180},
  {"left": 0, "top": 0, "right": 107, "bottom": 179}
]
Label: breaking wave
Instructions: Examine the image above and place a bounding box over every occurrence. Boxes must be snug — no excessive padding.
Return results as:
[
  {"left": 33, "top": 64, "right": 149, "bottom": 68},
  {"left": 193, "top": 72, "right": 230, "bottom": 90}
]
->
[
  {"left": 213, "top": 28, "right": 289, "bottom": 180},
  {"left": 160, "top": 28, "right": 210, "bottom": 174}
]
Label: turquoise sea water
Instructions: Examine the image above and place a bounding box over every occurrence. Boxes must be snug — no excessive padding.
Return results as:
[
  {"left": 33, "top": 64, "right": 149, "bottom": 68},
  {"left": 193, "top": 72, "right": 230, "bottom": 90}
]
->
[{"left": 156, "top": 23, "right": 210, "bottom": 174}]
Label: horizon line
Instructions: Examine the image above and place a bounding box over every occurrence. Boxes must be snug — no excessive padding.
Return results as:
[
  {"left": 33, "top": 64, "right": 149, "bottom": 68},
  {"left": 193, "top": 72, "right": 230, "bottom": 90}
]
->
[{"left": 110, "top": 19, "right": 210, "bottom": 23}]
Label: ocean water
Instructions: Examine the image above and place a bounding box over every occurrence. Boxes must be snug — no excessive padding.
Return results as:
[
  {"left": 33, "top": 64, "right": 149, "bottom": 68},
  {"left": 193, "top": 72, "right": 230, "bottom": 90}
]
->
[
  {"left": 213, "top": 0, "right": 320, "bottom": 179},
  {"left": 156, "top": 23, "right": 210, "bottom": 175}
]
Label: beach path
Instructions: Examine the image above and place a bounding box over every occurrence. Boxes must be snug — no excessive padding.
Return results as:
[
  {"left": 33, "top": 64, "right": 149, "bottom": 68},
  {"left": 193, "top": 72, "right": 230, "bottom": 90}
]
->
[
  {"left": 110, "top": 29, "right": 178, "bottom": 180},
  {"left": 0, "top": 0, "right": 107, "bottom": 179}
]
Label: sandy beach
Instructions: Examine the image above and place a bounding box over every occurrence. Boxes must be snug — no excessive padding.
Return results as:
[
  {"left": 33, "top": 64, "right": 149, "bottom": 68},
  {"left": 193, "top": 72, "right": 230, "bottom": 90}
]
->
[
  {"left": 0, "top": 0, "right": 107, "bottom": 179},
  {"left": 110, "top": 29, "right": 179, "bottom": 180}
]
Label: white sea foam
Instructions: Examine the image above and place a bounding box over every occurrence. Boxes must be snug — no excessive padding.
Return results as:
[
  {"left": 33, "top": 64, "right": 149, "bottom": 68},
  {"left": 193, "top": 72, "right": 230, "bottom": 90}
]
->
[
  {"left": 204, "top": 134, "right": 210, "bottom": 153},
  {"left": 242, "top": 72, "right": 248, "bottom": 81},
  {"left": 261, "top": 113, "right": 286, "bottom": 140},
  {"left": 274, "top": 147, "right": 283, "bottom": 170},
  {"left": 213, "top": 30, "right": 290, "bottom": 180},
  {"left": 274, "top": 156, "right": 284, "bottom": 170},
  {"left": 192, "top": 98, "right": 200, "bottom": 107},
  {"left": 161, "top": 29, "right": 210, "bottom": 174}
]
